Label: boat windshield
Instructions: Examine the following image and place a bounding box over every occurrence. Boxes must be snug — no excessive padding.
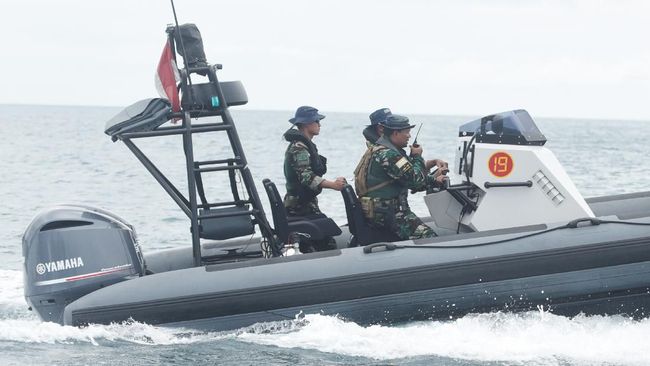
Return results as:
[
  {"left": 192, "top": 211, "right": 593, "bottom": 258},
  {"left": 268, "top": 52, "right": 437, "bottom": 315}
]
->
[{"left": 458, "top": 109, "right": 546, "bottom": 146}]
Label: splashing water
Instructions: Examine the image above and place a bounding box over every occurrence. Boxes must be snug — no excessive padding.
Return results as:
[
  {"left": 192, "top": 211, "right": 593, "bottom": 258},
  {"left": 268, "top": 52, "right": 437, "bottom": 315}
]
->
[
  {"left": 240, "top": 312, "right": 650, "bottom": 365},
  {"left": 0, "top": 319, "right": 228, "bottom": 346}
]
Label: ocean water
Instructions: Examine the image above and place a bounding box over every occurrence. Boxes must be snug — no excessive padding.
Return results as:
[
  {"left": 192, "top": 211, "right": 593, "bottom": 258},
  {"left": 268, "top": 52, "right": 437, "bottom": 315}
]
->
[{"left": 1, "top": 104, "right": 649, "bottom": 365}]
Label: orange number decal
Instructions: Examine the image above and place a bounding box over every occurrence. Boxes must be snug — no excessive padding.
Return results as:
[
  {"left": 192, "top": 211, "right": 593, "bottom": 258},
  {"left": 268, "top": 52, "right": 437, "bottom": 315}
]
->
[{"left": 488, "top": 152, "right": 513, "bottom": 177}]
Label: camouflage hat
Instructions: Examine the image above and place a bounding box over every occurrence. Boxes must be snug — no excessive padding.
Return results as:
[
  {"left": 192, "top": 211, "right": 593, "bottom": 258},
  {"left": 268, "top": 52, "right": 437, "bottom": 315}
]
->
[
  {"left": 289, "top": 106, "right": 325, "bottom": 124},
  {"left": 379, "top": 114, "right": 415, "bottom": 130},
  {"left": 369, "top": 107, "right": 392, "bottom": 126}
]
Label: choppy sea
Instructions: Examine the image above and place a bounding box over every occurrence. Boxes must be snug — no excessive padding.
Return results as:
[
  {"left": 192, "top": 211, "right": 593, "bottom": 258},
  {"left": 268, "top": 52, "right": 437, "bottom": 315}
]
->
[{"left": 1, "top": 104, "right": 649, "bottom": 365}]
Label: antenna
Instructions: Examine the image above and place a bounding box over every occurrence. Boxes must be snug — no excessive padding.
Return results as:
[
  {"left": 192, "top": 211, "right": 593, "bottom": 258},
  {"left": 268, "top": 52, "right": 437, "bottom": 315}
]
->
[
  {"left": 412, "top": 123, "right": 423, "bottom": 148},
  {"left": 169, "top": 0, "right": 195, "bottom": 104},
  {"left": 170, "top": 0, "right": 188, "bottom": 70}
]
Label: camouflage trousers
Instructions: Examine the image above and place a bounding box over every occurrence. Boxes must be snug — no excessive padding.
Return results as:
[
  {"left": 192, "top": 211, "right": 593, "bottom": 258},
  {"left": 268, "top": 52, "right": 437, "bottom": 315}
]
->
[
  {"left": 362, "top": 197, "right": 436, "bottom": 240},
  {"left": 283, "top": 194, "right": 321, "bottom": 216}
]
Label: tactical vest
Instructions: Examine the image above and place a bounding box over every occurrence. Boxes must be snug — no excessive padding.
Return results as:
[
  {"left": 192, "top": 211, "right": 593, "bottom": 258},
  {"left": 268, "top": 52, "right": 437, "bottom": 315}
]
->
[
  {"left": 283, "top": 129, "right": 327, "bottom": 202},
  {"left": 354, "top": 136, "right": 407, "bottom": 199}
]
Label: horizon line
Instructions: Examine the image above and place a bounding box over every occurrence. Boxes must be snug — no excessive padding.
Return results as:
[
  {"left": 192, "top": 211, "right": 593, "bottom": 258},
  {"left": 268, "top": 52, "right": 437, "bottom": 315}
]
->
[{"left": 1, "top": 102, "right": 648, "bottom": 123}]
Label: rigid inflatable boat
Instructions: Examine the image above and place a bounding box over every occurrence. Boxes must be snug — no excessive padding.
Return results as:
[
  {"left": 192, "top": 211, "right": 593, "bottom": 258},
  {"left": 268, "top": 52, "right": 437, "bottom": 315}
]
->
[{"left": 22, "top": 24, "right": 650, "bottom": 331}]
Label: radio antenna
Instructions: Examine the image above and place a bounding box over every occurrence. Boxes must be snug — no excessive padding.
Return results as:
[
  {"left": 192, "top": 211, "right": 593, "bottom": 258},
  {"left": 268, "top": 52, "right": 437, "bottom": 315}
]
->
[
  {"left": 169, "top": 0, "right": 195, "bottom": 104},
  {"left": 170, "top": 0, "right": 189, "bottom": 70}
]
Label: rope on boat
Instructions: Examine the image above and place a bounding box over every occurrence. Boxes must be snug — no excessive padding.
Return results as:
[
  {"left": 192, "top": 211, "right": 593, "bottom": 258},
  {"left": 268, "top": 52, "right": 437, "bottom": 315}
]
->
[{"left": 363, "top": 218, "right": 650, "bottom": 254}]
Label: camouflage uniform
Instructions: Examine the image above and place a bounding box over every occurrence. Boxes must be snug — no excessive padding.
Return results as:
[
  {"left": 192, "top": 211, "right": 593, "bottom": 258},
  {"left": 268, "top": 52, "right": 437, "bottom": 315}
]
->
[
  {"left": 283, "top": 129, "right": 326, "bottom": 217},
  {"left": 355, "top": 136, "right": 436, "bottom": 240}
]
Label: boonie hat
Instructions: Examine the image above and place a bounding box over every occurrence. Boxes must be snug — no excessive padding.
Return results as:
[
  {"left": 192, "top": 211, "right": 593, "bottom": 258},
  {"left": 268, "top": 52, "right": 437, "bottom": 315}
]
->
[
  {"left": 379, "top": 114, "right": 416, "bottom": 130},
  {"left": 289, "top": 106, "right": 326, "bottom": 124},
  {"left": 369, "top": 107, "right": 392, "bottom": 126}
]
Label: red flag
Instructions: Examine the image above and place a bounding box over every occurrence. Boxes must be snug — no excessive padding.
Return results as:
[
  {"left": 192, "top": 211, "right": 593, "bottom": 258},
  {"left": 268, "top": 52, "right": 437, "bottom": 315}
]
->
[{"left": 155, "top": 40, "right": 181, "bottom": 112}]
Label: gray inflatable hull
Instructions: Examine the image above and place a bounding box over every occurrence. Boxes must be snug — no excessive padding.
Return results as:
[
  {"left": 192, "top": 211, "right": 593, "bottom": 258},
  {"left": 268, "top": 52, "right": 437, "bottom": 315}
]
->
[{"left": 62, "top": 192, "right": 650, "bottom": 331}]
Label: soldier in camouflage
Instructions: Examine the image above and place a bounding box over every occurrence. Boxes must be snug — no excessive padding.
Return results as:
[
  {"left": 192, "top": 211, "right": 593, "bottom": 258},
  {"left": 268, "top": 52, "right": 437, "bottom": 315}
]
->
[
  {"left": 354, "top": 109, "right": 448, "bottom": 240},
  {"left": 362, "top": 107, "right": 387, "bottom": 146},
  {"left": 283, "top": 106, "right": 346, "bottom": 251}
]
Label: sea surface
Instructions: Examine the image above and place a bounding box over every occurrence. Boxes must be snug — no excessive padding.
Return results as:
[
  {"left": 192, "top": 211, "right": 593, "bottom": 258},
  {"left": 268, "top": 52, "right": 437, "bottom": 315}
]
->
[{"left": 1, "top": 104, "right": 649, "bottom": 365}]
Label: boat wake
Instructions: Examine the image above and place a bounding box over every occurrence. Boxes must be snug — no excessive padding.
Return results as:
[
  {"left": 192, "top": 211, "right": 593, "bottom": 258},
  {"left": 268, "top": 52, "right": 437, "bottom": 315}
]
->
[
  {"left": 0, "top": 269, "right": 224, "bottom": 345},
  {"left": 240, "top": 312, "right": 650, "bottom": 365},
  {"left": 0, "top": 318, "right": 227, "bottom": 346}
]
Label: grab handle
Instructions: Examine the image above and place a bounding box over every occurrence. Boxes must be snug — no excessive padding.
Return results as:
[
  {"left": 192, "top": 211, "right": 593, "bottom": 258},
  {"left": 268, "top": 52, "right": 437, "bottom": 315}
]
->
[
  {"left": 484, "top": 181, "right": 533, "bottom": 189},
  {"left": 363, "top": 243, "right": 399, "bottom": 254},
  {"left": 566, "top": 217, "right": 602, "bottom": 228}
]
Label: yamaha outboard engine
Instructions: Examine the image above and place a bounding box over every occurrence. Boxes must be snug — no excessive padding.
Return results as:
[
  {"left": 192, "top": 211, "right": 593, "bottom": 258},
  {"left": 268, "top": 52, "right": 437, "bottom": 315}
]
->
[{"left": 23, "top": 205, "right": 144, "bottom": 323}]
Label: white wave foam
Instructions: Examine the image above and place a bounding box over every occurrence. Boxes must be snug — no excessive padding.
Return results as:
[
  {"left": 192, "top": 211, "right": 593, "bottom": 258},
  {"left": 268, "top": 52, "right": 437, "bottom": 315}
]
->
[
  {"left": 0, "top": 319, "right": 227, "bottom": 345},
  {"left": 240, "top": 311, "right": 650, "bottom": 365}
]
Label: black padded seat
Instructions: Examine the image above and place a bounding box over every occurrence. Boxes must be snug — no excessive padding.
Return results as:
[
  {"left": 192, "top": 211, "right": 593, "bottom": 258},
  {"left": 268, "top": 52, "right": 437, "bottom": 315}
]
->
[
  {"left": 341, "top": 184, "right": 400, "bottom": 246},
  {"left": 198, "top": 206, "right": 255, "bottom": 240},
  {"left": 262, "top": 179, "right": 342, "bottom": 244}
]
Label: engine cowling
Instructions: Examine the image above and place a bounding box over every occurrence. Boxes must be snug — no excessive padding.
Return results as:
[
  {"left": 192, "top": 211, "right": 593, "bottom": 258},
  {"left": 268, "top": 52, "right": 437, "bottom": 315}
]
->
[{"left": 23, "top": 205, "right": 144, "bottom": 324}]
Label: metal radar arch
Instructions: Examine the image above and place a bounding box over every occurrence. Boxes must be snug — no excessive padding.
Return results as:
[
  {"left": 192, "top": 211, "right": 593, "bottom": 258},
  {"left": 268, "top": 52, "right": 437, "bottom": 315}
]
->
[{"left": 105, "top": 23, "right": 281, "bottom": 266}]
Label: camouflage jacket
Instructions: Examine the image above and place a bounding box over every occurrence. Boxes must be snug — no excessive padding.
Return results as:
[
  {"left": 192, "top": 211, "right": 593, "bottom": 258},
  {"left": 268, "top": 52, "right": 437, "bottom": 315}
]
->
[
  {"left": 283, "top": 129, "right": 326, "bottom": 199},
  {"left": 360, "top": 136, "right": 433, "bottom": 199}
]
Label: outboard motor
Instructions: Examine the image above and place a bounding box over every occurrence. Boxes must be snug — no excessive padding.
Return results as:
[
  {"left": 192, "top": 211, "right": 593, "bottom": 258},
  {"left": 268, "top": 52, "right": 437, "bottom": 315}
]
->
[{"left": 23, "top": 205, "right": 144, "bottom": 323}]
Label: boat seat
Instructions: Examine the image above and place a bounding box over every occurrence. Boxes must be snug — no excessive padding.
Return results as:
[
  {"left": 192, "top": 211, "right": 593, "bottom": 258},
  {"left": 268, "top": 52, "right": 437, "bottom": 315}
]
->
[
  {"left": 262, "top": 179, "right": 342, "bottom": 244},
  {"left": 341, "top": 184, "right": 400, "bottom": 246},
  {"left": 198, "top": 206, "right": 255, "bottom": 240}
]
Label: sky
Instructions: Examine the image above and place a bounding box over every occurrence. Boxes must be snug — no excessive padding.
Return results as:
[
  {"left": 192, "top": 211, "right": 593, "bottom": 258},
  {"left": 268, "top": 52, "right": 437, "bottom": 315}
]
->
[{"left": 2, "top": 0, "right": 649, "bottom": 120}]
